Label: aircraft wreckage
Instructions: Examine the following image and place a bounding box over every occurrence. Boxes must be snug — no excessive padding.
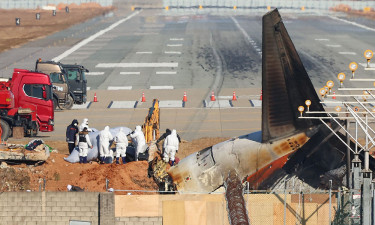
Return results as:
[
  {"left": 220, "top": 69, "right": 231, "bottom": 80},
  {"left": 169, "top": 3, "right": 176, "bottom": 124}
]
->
[{"left": 151, "top": 9, "right": 375, "bottom": 195}]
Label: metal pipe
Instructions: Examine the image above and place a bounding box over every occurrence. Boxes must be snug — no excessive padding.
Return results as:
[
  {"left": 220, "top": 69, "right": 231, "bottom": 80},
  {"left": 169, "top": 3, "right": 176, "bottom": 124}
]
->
[{"left": 346, "top": 114, "right": 351, "bottom": 189}]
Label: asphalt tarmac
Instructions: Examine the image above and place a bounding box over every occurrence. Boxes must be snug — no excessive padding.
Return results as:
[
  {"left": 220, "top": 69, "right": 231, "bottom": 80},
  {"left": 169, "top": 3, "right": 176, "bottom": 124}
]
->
[{"left": 1, "top": 7, "right": 374, "bottom": 142}]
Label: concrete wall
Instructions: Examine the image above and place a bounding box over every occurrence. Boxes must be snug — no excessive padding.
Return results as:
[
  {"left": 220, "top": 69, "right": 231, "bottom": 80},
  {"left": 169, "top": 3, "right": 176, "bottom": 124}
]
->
[
  {"left": 0, "top": 192, "right": 100, "bottom": 225},
  {"left": 0, "top": 192, "right": 337, "bottom": 225}
]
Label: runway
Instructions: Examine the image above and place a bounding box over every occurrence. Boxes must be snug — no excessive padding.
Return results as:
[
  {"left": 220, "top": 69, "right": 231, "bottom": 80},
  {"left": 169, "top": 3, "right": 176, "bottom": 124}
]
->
[{"left": 1, "top": 6, "right": 374, "bottom": 141}]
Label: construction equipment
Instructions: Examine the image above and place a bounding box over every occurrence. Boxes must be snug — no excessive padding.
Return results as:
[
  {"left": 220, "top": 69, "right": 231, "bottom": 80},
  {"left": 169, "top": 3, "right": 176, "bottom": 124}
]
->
[
  {"left": 0, "top": 69, "right": 54, "bottom": 141},
  {"left": 142, "top": 99, "right": 160, "bottom": 143}
]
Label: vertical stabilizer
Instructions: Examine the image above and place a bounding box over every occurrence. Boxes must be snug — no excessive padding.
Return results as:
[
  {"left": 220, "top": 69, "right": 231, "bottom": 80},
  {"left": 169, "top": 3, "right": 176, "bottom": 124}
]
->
[{"left": 261, "top": 9, "right": 325, "bottom": 143}]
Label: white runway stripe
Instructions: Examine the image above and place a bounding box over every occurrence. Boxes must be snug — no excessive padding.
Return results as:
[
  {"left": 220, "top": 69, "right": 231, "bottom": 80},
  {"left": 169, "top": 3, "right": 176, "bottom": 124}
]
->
[
  {"left": 107, "top": 86, "right": 132, "bottom": 90},
  {"left": 165, "top": 51, "right": 181, "bottom": 54},
  {"left": 326, "top": 44, "right": 341, "bottom": 47},
  {"left": 156, "top": 71, "right": 177, "bottom": 75},
  {"left": 167, "top": 44, "right": 183, "bottom": 47},
  {"left": 159, "top": 100, "right": 183, "bottom": 108},
  {"left": 52, "top": 10, "right": 141, "bottom": 61},
  {"left": 136, "top": 52, "right": 152, "bottom": 54},
  {"left": 86, "top": 72, "right": 105, "bottom": 76},
  {"left": 109, "top": 101, "right": 137, "bottom": 109},
  {"left": 339, "top": 52, "right": 357, "bottom": 55},
  {"left": 96, "top": 63, "right": 178, "bottom": 68},
  {"left": 120, "top": 72, "right": 140, "bottom": 75},
  {"left": 315, "top": 38, "right": 329, "bottom": 41},
  {"left": 149, "top": 86, "right": 174, "bottom": 89},
  {"left": 170, "top": 38, "right": 184, "bottom": 41}
]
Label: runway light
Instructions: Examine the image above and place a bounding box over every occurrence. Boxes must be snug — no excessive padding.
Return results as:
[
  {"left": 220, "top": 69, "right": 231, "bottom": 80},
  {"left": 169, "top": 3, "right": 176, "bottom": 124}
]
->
[
  {"left": 324, "top": 86, "right": 329, "bottom": 97},
  {"left": 335, "top": 106, "right": 341, "bottom": 112},
  {"left": 233, "top": 5, "right": 237, "bottom": 9},
  {"left": 364, "top": 50, "right": 373, "bottom": 68},
  {"left": 326, "top": 80, "right": 334, "bottom": 94},
  {"left": 349, "top": 62, "right": 358, "bottom": 78},
  {"left": 337, "top": 72, "right": 345, "bottom": 87},
  {"left": 362, "top": 90, "right": 369, "bottom": 101},
  {"left": 305, "top": 100, "right": 311, "bottom": 111},
  {"left": 353, "top": 106, "right": 360, "bottom": 112},
  {"left": 165, "top": 6, "right": 169, "bottom": 10},
  {"left": 298, "top": 106, "right": 304, "bottom": 117},
  {"left": 319, "top": 88, "right": 326, "bottom": 99}
]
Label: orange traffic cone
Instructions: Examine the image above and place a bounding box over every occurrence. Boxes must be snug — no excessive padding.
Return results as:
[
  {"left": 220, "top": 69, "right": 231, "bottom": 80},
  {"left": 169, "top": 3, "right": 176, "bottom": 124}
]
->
[
  {"left": 232, "top": 91, "right": 237, "bottom": 101},
  {"left": 332, "top": 91, "right": 336, "bottom": 99},
  {"left": 183, "top": 91, "right": 187, "bottom": 102},
  {"left": 260, "top": 90, "right": 263, "bottom": 100},
  {"left": 93, "top": 93, "right": 98, "bottom": 102},
  {"left": 141, "top": 92, "right": 146, "bottom": 102},
  {"left": 211, "top": 91, "right": 216, "bottom": 101}
]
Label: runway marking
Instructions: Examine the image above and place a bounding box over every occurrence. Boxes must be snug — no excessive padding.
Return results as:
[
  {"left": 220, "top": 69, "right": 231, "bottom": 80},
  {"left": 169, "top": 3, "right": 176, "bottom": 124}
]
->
[
  {"left": 315, "top": 38, "right": 329, "bottom": 41},
  {"left": 107, "top": 86, "right": 132, "bottom": 90},
  {"left": 167, "top": 44, "right": 183, "bottom": 47},
  {"left": 170, "top": 38, "right": 184, "bottom": 41},
  {"left": 359, "top": 63, "right": 375, "bottom": 69},
  {"left": 149, "top": 86, "right": 174, "bottom": 89},
  {"left": 87, "top": 87, "right": 91, "bottom": 91},
  {"left": 108, "top": 101, "right": 138, "bottom": 109},
  {"left": 329, "top": 16, "right": 375, "bottom": 32},
  {"left": 72, "top": 102, "right": 92, "bottom": 109},
  {"left": 156, "top": 71, "right": 177, "bottom": 75},
  {"left": 96, "top": 63, "right": 178, "bottom": 68},
  {"left": 120, "top": 72, "right": 140, "bottom": 75},
  {"left": 136, "top": 52, "right": 152, "bottom": 54},
  {"left": 204, "top": 100, "right": 233, "bottom": 108},
  {"left": 159, "top": 100, "right": 184, "bottom": 108},
  {"left": 339, "top": 52, "right": 357, "bottom": 55},
  {"left": 250, "top": 100, "right": 262, "bottom": 107},
  {"left": 165, "top": 51, "right": 181, "bottom": 54},
  {"left": 231, "top": 17, "right": 261, "bottom": 57},
  {"left": 52, "top": 10, "right": 141, "bottom": 61},
  {"left": 326, "top": 44, "right": 341, "bottom": 47},
  {"left": 86, "top": 72, "right": 104, "bottom": 76}
]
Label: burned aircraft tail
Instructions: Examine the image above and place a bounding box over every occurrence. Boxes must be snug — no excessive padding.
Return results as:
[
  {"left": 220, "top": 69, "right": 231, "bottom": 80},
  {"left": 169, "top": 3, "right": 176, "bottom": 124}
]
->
[{"left": 261, "top": 9, "right": 326, "bottom": 143}]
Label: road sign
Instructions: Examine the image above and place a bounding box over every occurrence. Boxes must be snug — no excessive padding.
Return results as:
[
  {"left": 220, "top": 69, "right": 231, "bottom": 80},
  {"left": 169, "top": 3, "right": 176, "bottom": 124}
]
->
[
  {"left": 15, "top": 18, "right": 20, "bottom": 26},
  {"left": 36, "top": 13, "right": 40, "bottom": 20}
]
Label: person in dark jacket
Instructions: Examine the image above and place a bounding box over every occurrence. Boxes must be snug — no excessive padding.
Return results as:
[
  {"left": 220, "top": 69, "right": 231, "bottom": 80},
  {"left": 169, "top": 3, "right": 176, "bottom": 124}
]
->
[{"left": 66, "top": 119, "right": 79, "bottom": 154}]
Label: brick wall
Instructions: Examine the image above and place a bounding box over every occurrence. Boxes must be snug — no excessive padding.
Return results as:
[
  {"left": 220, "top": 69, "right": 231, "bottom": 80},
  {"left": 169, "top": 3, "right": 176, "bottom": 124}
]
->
[
  {"left": 115, "top": 217, "right": 163, "bottom": 225},
  {"left": 0, "top": 192, "right": 100, "bottom": 225}
]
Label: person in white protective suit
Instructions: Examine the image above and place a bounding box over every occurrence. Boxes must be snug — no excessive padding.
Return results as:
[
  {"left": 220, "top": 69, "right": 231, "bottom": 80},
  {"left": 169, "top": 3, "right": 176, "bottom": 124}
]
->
[
  {"left": 77, "top": 127, "right": 93, "bottom": 164},
  {"left": 163, "top": 129, "right": 179, "bottom": 166},
  {"left": 79, "top": 118, "right": 92, "bottom": 132},
  {"left": 130, "top": 125, "right": 146, "bottom": 161},
  {"left": 115, "top": 128, "right": 128, "bottom": 164},
  {"left": 99, "top": 126, "right": 113, "bottom": 163}
]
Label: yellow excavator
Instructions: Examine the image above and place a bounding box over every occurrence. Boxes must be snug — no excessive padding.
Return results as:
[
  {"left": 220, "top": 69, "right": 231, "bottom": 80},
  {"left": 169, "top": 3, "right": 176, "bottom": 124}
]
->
[{"left": 142, "top": 99, "right": 160, "bottom": 143}]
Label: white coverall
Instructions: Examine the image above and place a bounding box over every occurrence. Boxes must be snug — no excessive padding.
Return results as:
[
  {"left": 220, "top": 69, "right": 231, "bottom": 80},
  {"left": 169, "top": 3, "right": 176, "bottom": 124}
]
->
[
  {"left": 78, "top": 132, "right": 92, "bottom": 157},
  {"left": 79, "top": 118, "right": 92, "bottom": 132},
  {"left": 99, "top": 126, "right": 113, "bottom": 158},
  {"left": 130, "top": 125, "right": 146, "bottom": 161},
  {"left": 115, "top": 128, "right": 128, "bottom": 158},
  {"left": 163, "top": 129, "right": 179, "bottom": 163}
]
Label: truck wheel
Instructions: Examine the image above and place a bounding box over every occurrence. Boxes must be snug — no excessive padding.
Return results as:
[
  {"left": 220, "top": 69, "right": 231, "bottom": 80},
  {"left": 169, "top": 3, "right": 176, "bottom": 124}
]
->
[
  {"left": 63, "top": 95, "right": 74, "bottom": 110},
  {"left": 31, "top": 123, "right": 39, "bottom": 137},
  {"left": 53, "top": 97, "right": 58, "bottom": 110},
  {"left": 0, "top": 119, "right": 10, "bottom": 141}
]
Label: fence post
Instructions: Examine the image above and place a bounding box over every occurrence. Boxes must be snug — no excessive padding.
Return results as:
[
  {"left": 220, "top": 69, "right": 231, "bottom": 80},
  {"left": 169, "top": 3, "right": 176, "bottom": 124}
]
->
[
  {"left": 284, "top": 178, "right": 287, "bottom": 225},
  {"left": 329, "top": 180, "right": 332, "bottom": 225}
]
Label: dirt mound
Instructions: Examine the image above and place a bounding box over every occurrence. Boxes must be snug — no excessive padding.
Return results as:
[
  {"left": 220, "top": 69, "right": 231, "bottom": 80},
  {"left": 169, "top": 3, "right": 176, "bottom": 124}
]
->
[
  {"left": 0, "top": 6, "right": 114, "bottom": 53},
  {"left": 0, "top": 137, "right": 229, "bottom": 193},
  {"left": 331, "top": 5, "right": 375, "bottom": 20}
]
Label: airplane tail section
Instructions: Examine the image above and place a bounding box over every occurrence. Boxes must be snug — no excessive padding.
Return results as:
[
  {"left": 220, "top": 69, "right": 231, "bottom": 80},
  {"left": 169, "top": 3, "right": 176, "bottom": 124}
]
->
[{"left": 261, "top": 9, "right": 326, "bottom": 143}]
